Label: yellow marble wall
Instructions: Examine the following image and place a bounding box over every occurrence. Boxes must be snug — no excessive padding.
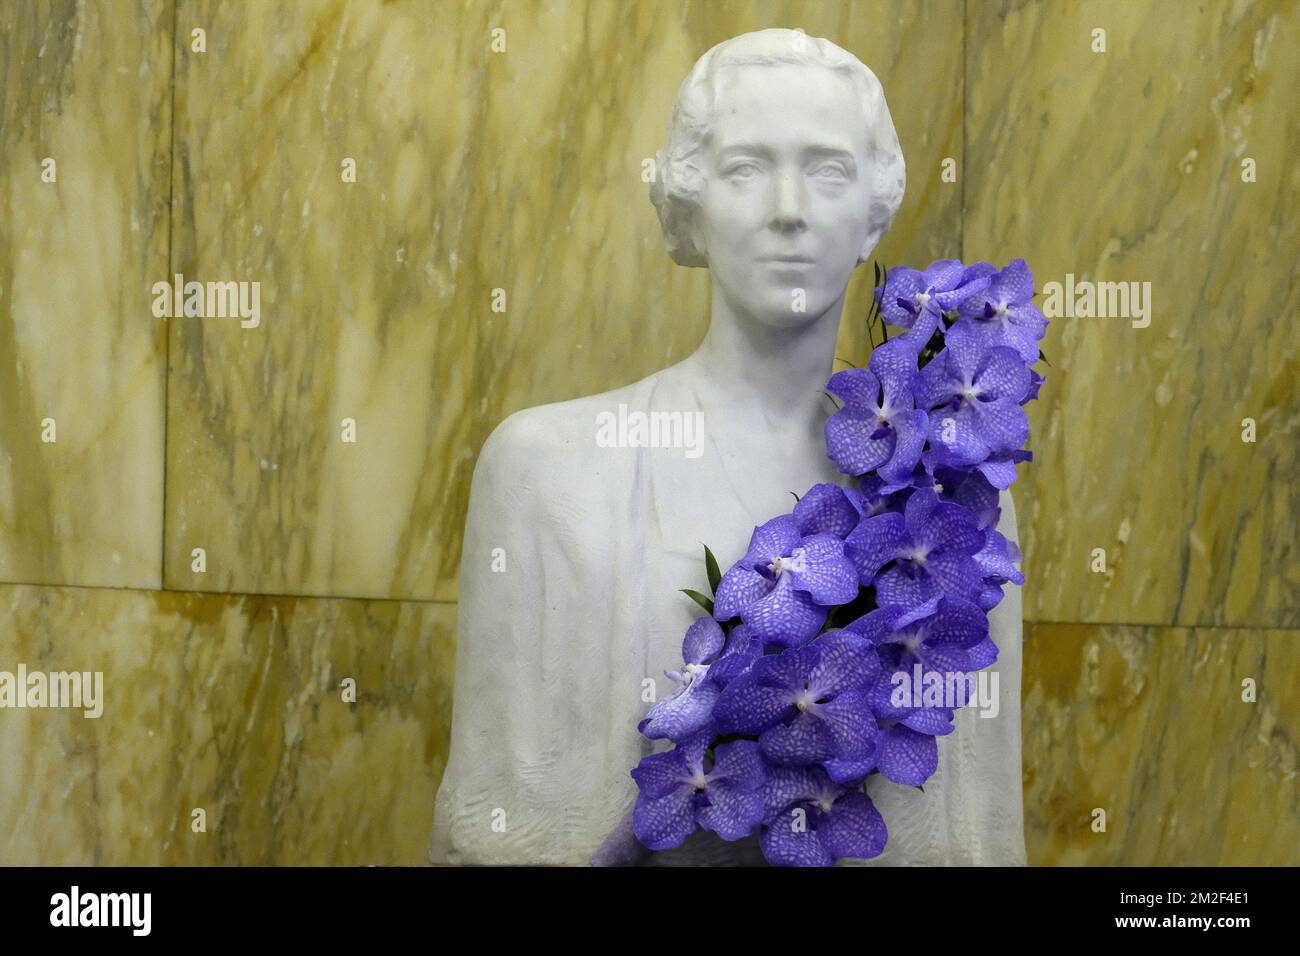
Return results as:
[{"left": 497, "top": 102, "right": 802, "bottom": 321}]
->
[
  {"left": 0, "top": 0, "right": 1296, "bottom": 866},
  {"left": 0, "top": 583, "right": 456, "bottom": 865},
  {"left": 1022, "top": 622, "right": 1297, "bottom": 866},
  {"left": 965, "top": 0, "right": 1299, "bottom": 628},
  {"left": 0, "top": 0, "right": 170, "bottom": 588}
]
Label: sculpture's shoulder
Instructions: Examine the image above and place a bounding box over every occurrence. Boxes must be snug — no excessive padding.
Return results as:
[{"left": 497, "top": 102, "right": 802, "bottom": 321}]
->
[{"left": 474, "top": 373, "right": 661, "bottom": 516}]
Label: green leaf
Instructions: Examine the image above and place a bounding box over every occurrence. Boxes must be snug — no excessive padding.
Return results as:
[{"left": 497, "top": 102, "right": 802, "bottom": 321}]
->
[
  {"left": 1038, "top": 348, "right": 1050, "bottom": 366},
  {"left": 703, "top": 545, "right": 722, "bottom": 596},
  {"left": 680, "top": 588, "right": 714, "bottom": 615}
]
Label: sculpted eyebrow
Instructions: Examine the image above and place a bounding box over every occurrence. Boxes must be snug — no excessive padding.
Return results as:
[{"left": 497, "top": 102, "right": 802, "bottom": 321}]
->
[
  {"left": 716, "top": 144, "right": 776, "bottom": 160},
  {"left": 805, "top": 146, "right": 858, "bottom": 170},
  {"left": 716, "top": 143, "right": 857, "bottom": 166}
]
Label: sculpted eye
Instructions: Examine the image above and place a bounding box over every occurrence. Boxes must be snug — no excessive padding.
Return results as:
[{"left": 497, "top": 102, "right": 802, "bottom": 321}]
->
[
  {"left": 726, "top": 162, "right": 761, "bottom": 179},
  {"left": 812, "top": 162, "right": 849, "bottom": 181}
]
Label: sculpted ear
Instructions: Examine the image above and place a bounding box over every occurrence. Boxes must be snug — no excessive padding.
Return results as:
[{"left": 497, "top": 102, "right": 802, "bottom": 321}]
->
[
  {"left": 687, "top": 209, "right": 708, "bottom": 264},
  {"left": 857, "top": 222, "right": 886, "bottom": 265}
]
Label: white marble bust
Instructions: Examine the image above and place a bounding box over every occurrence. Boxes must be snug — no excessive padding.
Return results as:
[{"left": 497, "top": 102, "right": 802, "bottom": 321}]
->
[{"left": 429, "top": 27, "right": 1027, "bottom": 866}]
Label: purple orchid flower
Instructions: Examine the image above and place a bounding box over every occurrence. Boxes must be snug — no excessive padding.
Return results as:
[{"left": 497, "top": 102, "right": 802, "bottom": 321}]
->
[
  {"left": 934, "top": 467, "right": 1001, "bottom": 529},
  {"left": 973, "top": 448, "right": 1033, "bottom": 489},
  {"left": 824, "top": 339, "right": 927, "bottom": 487},
  {"left": 639, "top": 616, "right": 734, "bottom": 741},
  {"left": 915, "top": 321, "right": 1031, "bottom": 469},
  {"left": 847, "top": 596, "right": 992, "bottom": 678},
  {"left": 631, "top": 734, "right": 766, "bottom": 850},
  {"left": 759, "top": 765, "right": 888, "bottom": 866},
  {"left": 877, "top": 259, "right": 997, "bottom": 351},
  {"left": 844, "top": 487, "right": 986, "bottom": 608},
  {"left": 1023, "top": 368, "right": 1045, "bottom": 404},
  {"left": 713, "top": 633, "right": 880, "bottom": 766},
  {"left": 856, "top": 668, "right": 958, "bottom": 786},
  {"left": 972, "top": 529, "right": 1024, "bottom": 611},
  {"left": 714, "top": 515, "right": 859, "bottom": 647},
  {"left": 956, "top": 258, "right": 1048, "bottom": 363}
]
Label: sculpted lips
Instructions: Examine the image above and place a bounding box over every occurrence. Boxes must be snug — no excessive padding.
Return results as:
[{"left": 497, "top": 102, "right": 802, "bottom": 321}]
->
[{"left": 762, "top": 254, "right": 816, "bottom": 269}]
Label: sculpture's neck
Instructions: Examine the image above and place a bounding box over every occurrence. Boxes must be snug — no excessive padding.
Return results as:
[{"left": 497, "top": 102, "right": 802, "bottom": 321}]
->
[{"left": 686, "top": 281, "right": 846, "bottom": 430}]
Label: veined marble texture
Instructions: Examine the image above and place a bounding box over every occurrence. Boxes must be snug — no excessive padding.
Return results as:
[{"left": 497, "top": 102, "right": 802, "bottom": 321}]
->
[
  {"left": 0, "top": 0, "right": 170, "bottom": 588},
  {"left": 0, "top": 582, "right": 456, "bottom": 865},
  {"left": 162, "top": 0, "right": 965, "bottom": 600},
  {"left": 965, "top": 0, "right": 1299, "bottom": 627},
  {"left": 1022, "top": 621, "right": 1297, "bottom": 866}
]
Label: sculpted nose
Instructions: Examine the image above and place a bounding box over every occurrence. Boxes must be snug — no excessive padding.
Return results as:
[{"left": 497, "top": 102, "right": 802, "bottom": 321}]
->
[{"left": 769, "top": 172, "right": 808, "bottom": 232}]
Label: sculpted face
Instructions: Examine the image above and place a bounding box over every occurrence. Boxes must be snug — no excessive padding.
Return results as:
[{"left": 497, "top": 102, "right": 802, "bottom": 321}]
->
[{"left": 694, "top": 62, "right": 876, "bottom": 329}]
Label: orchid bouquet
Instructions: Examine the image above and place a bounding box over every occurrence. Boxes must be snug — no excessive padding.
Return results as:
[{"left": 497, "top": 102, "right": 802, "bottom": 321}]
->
[{"left": 629, "top": 258, "right": 1048, "bottom": 866}]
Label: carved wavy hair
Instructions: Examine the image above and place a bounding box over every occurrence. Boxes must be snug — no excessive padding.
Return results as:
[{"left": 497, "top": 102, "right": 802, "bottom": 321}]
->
[{"left": 649, "top": 28, "right": 907, "bottom": 268}]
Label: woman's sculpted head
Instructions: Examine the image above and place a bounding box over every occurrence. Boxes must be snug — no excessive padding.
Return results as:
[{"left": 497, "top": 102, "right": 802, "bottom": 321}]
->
[{"left": 650, "top": 28, "right": 906, "bottom": 330}]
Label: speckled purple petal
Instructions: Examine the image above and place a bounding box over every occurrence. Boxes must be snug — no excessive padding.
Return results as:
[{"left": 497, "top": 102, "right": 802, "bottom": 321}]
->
[
  {"left": 899, "top": 707, "right": 956, "bottom": 736},
  {"left": 682, "top": 615, "right": 725, "bottom": 664},
  {"left": 743, "top": 515, "right": 803, "bottom": 568},
  {"left": 698, "top": 784, "right": 764, "bottom": 841},
  {"left": 760, "top": 765, "right": 822, "bottom": 824},
  {"left": 821, "top": 791, "right": 888, "bottom": 861},
  {"left": 976, "top": 454, "right": 1020, "bottom": 489},
  {"left": 879, "top": 267, "right": 925, "bottom": 327},
  {"left": 632, "top": 784, "right": 696, "bottom": 850},
  {"left": 918, "top": 643, "right": 973, "bottom": 676},
  {"left": 941, "top": 320, "right": 983, "bottom": 383},
  {"left": 917, "top": 500, "right": 984, "bottom": 555},
  {"left": 713, "top": 564, "right": 773, "bottom": 621},
  {"left": 880, "top": 409, "right": 927, "bottom": 484},
  {"left": 630, "top": 747, "right": 691, "bottom": 799},
  {"left": 927, "top": 403, "right": 992, "bottom": 467},
  {"left": 744, "top": 575, "right": 828, "bottom": 647},
  {"left": 950, "top": 470, "right": 1000, "bottom": 527},
  {"left": 823, "top": 754, "right": 876, "bottom": 784},
  {"left": 713, "top": 651, "right": 810, "bottom": 733},
  {"left": 826, "top": 367, "right": 880, "bottom": 410},
  {"left": 975, "top": 346, "right": 1031, "bottom": 402},
  {"left": 638, "top": 675, "right": 720, "bottom": 741},
  {"left": 912, "top": 356, "right": 955, "bottom": 410},
  {"left": 868, "top": 338, "right": 919, "bottom": 407},
  {"left": 761, "top": 817, "right": 835, "bottom": 867},
  {"left": 844, "top": 511, "right": 907, "bottom": 584},
  {"left": 922, "top": 551, "right": 985, "bottom": 602},
  {"left": 989, "top": 257, "right": 1034, "bottom": 305},
  {"left": 1004, "top": 303, "right": 1049, "bottom": 362},
  {"left": 809, "top": 630, "right": 881, "bottom": 695},
  {"left": 966, "top": 636, "right": 1000, "bottom": 668},
  {"left": 815, "top": 689, "right": 879, "bottom": 761},
  {"left": 971, "top": 398, "right": 1029, "bottom": 453},
  {"left": 760, "top": 711, "right": 837, "bottom": 765},
  {"left": 783, "top": 534, "right": 859, "bottom": 606},
  {"left": 934, "top": 261, "right": 995, "bottom": 310},
  {"left": 926, "top": 598, "right": 989, "bottom": 647},
  {"left": 793, "top": 483, "right": 861, "bottom": 539},
  {"left": 974, "top": 529, "right": 1024, "bottom": 583},
  {"left": 874, "top": 563, "right": 940, "bottom": 609},
  {"left": 842, "top": 604, "right": 910, "bottom": 644},
  {"left": 922, "top": 258, "right": 965, "bottom": 292},
  {"left": 877, "top": 725, "right": 939, "bottom": 786},
  {"left": 825, "top": 406, "right": 894, "bottom": 476}
]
